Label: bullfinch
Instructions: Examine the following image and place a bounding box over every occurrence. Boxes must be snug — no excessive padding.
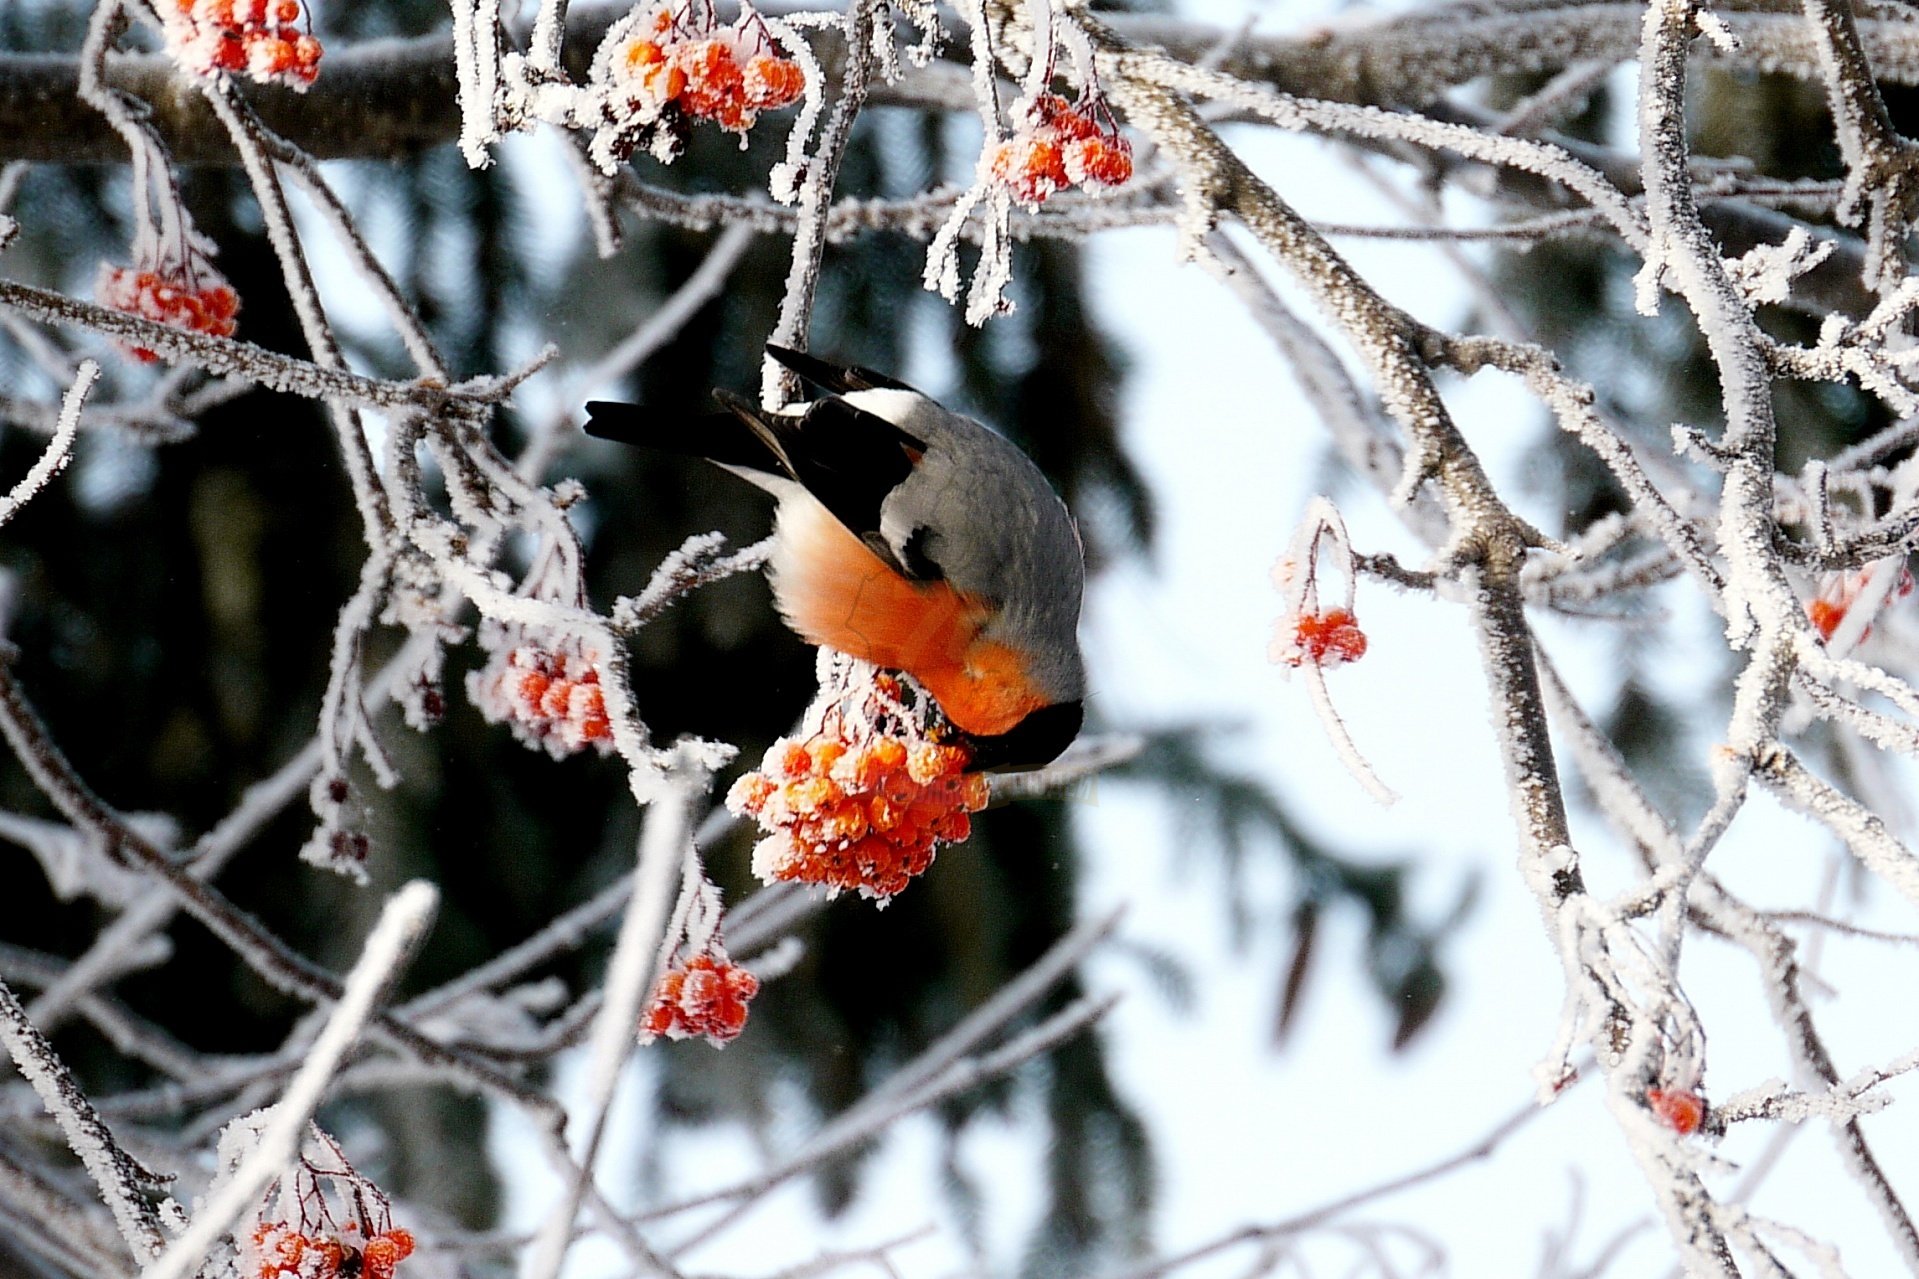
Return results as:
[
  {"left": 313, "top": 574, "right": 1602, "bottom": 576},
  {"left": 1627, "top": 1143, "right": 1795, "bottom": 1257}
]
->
[{"left": 583, "top": 345, "right": 1086, "bottom": 770}]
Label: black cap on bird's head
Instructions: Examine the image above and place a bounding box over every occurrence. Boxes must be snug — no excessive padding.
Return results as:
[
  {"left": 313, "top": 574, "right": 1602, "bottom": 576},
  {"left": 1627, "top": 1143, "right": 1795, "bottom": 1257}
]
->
[{"left": 958, "top": 699, "right": 1085, "bottom": 772}]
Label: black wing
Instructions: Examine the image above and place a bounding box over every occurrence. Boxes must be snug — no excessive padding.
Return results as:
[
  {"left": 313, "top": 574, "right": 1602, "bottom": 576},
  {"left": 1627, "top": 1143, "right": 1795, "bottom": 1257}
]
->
[
  {"left": 765, "top": 344, "right": 919, "bottom": 395},
  {"left": 712, "top": 390, "right": 938, "bottom": 581}
]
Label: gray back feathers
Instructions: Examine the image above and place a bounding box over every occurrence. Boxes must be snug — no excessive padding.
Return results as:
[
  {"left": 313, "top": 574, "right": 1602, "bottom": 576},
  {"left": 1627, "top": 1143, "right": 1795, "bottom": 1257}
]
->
[{"left": 850, "top": 389, "right": 1087, "bottom": 702}]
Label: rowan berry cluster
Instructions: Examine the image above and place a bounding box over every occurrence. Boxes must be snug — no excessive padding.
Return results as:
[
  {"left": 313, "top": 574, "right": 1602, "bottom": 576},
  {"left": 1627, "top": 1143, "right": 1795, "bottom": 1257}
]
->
[
  {"left": 728, "top": 728, "right": 989, "bottom": 903},
  {"left": 1276, "top": 607, "right": 1369, "bottom": 669},
  {"left": 244, "top": 1132, "right": 413, "bottom": 1279},
  {"left": 1806, "top": 561, "right": 1915, "bottom": 643},
  {"left": 248, "top": 1222, "right": 415, "bottom": 1279},
  {"left": 645, "top": 952, "right": 761, "bottom": 1045},
  {"left": 158, "top": 0, "right": 323, "bottom": 89},
  {"left": 596, "top": 2, "right": 806, "bottom": 163},
  {"left": 986, "top": 92, "right": 1134, "bottom": 208},
  {"left": 467, "top": 636, "right": 615, "bottom": 758},
  {"left": 96, "top": 261, "right": 240, "bottom": 362}
]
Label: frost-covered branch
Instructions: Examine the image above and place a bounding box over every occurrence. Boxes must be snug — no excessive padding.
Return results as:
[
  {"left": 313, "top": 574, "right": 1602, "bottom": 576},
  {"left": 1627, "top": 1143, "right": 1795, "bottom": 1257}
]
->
[
  {"left": 0, "top": 978, "right": 168, "bottom": 1263},
  {"left": 15, "top": 7, "right": 1919, "bottom": 163},
  {"left": 0, "top": 360, "right": 94, "bottom": 531},
  {"left": 523, "top": 778, "right": 703, "bottom": 1279},
  {"left": 1798, "top": 0, "right": 1919, "bottom": 291},
  {"left": 0, "top": 279, "right": 495, "bottom": 413},
  {"left": 762, "top": 0, "right": 878, "bottom": 405},
  {"left": 0, "top": 655, "right": 561, "bottom": 1125}
]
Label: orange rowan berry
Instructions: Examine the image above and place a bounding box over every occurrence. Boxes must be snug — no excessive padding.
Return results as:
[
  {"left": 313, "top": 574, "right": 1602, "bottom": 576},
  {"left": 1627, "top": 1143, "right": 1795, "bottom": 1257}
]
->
[
  {"left": 713, "top": 100, "right": 755, "bottom": 131},
  {"left": 670, "top": 39, "right": 745, "bottom": 119},
  {"left": 1648, "top": 1087, "right": 1705, "bottom": 1135},
  {"left": 905, "top": 742, "right": 963, "bottom": 784},
  {"left": 868, "top": 793, "right": 904, "bottom": 833},
  {"left": 1029, "top": 93, "right": 1080, "bottom": 131},
  {"left": 784, "top": 774, "right": 842, "bottom": 811},
  {"left": 517, "top": 668, "right": 551, "bottom": 705},
  {"left": 311, "top": 1239, "right": 346, "bottom": 1275},
  {"left": 647, "top": 60, "right": 688, "bottom": 101},
  {"left": 471, "top": 638, "right": 616, "bottom": 757},
  {"left": 362, "top": 1241, "right": 399, "bottom": 1279},
  {"left": 742, "top": 53, "right": 805, "bottom": 110},
  {"left": 728, "top": 772, "right": 777, "bottom": 814},
  {"left": 1285, "top": 608, "right": 1369, "bottom": 667},
  {"left": 819, "top": 803, "right": 869, "bottom": 842},
  {"left": 777, "top": 741, "right": 815, "bottom": 778},
  {"left": 161, "top": 0, "right": 321, "bottom": 86},
  {"left": 1064, "top": 136, "right": 1133, "bottom": 187},
  {"left": 989, "top": 135, "right": 1070, "bottom": 205},
  {"left": 1808, "top": 597, "right": 1845, "bottom": 641},
  {"left": 252, "top": 36, "right": 293, "bottom": 71},
  {"left": 573, "top": 680, "right": 605, "bottom": 717}
]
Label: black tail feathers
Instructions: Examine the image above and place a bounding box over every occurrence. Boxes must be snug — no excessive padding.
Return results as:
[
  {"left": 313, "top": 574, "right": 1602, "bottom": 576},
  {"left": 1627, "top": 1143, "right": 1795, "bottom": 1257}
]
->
[{"left": 582, "top": 399, "right": 785, "bottom": 476}]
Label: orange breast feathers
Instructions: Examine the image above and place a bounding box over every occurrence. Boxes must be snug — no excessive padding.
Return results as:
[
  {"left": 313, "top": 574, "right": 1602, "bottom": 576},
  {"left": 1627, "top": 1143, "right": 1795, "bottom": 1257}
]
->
[{"left": 770, "top": 495, "right": 1052, "bottom": 736}]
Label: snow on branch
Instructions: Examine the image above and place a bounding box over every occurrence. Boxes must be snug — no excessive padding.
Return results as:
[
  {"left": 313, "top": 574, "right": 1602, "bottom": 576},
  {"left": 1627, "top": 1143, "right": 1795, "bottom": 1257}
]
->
[
  {"left": 0, "top": 360, "right": 93, "bottom": 530},
  {"left": 523, "top": 778, "right": 698, "bottom": 1279},
  {"left": 0, "top": 978, "right": 169, "bottom": 1263}
]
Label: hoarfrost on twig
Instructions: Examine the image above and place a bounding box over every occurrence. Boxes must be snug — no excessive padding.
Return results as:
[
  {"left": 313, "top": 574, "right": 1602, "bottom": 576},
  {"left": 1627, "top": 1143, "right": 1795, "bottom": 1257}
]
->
[{"left": 0, "top": 360, "right": 94, "bottom": 530}]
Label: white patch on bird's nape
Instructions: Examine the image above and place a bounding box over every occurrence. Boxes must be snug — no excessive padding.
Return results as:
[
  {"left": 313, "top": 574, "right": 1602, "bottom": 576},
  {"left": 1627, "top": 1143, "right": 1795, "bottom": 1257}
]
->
[{"left": 841, "top": 387, "right": 928, "bottom": 426}]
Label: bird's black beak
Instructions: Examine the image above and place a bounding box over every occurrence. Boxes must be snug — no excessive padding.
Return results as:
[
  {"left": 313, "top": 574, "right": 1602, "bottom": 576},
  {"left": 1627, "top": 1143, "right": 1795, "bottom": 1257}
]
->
[{"left": 961, "top": 701, "right": 1084, "bottom": 772}]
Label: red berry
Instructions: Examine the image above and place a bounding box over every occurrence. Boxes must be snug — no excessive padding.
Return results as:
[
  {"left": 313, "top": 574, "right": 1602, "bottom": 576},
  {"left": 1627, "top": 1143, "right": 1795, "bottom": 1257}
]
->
[
  {"left": 212, "top": 34, "right": 249, "bottom": 71},
  {"left": 1064, "top": 135, "right": 1133, "bottom": 187},
  {"left": 1287, "top": 607, "right": 1368, "bottom": 667},
  {"left": 1648, "top": 1087, "right": 1705, "bottom": 1135},
  {"left": 742, "top": 54, "right": 804, "bottom": 110},
  {"left": 993, "top": 135, "right": 1070, "bottom": 204},
  {"left": 1808, "top": 598, "right": 1845, "bottom": 641},
  {"left": 1028, "top": 93, "right": 1077, "bottom": 130},
  {"left": 670, "top": 39, "right": 745, "bottom": 119}
]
